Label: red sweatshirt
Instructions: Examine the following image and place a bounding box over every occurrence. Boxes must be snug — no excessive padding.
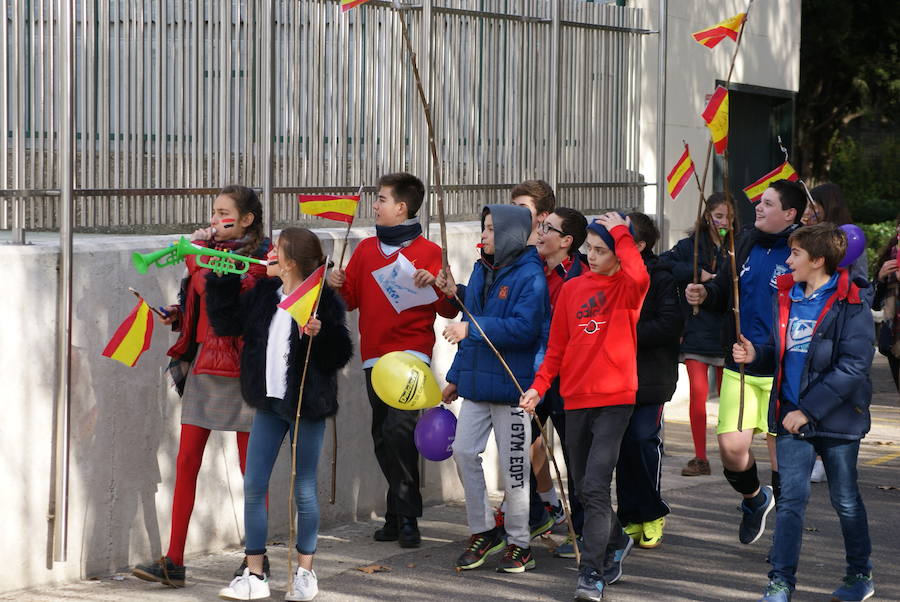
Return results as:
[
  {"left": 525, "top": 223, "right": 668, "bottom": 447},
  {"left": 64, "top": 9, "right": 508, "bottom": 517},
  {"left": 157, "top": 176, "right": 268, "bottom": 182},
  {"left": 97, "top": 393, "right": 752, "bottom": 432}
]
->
[
  {"left": 530, "top": 226, "right": 650, "bottom": 409},
  {"left": 341, "top": 235, "right": 458, "bottom": 362}
]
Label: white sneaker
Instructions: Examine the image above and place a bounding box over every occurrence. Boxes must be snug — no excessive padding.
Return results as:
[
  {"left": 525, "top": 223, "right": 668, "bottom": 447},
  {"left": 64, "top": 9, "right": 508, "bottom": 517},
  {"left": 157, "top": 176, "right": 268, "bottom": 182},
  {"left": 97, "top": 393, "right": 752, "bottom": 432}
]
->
[
  {"left": 284, "top": 567, "right": 318, "bottom": 601},
  {"left": 810, "top": 458, "right": 827, "bottom": 483},
  {"left": 218, "top": 567, "right": 271, "bottom": 600}
]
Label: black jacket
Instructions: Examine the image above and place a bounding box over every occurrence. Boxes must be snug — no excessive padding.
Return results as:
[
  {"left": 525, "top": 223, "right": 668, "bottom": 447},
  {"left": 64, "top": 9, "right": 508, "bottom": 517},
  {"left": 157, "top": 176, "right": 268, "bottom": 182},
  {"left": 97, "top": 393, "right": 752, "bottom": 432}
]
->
[
  {"left": 635, "top": 255, "right": 684, "bottom": 405},
  {"left": 659, "top": 232, "right": 728, "bottom": 357},
  {"left": 205, "top": 274, "right": 354, "bottom": 422}
]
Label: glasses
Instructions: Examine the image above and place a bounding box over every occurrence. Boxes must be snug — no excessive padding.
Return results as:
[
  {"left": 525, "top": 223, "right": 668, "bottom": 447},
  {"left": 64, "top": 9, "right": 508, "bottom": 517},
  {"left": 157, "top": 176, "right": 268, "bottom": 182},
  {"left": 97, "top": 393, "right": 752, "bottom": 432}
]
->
[{"left": 538, "top": 222, "right": 566, "bottom": 236}]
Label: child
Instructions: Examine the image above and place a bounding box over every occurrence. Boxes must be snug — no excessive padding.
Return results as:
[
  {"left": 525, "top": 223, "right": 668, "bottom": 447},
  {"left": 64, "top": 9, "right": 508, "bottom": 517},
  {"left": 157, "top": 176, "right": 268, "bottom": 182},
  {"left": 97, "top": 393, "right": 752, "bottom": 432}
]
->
[
  {"left": 511, "top": 179, "right": 557, "bottom": 245},
  {"left": 873, "top": 213, "right": 900, "bottom": 391},
  {"left": 685, "top": 179, "right": 807, "bottom": 545},
  {"left": 327, "top": 172, "right": 457, "bottom": 547},
  {"left": 521, "top": 212, "right": 649, "bottom": 601},
  {"left": 732, "top": 222, "right": 875, "bottom": 602},
  {"left": 436, "top": 204, "right": 548, "bottom": 573},
  {"left": 659, "top": 193, "right": 733, "bottom": 476},
  {"left": 207, "top": 227, "right": 353, "bottom": 601},
  {"left": 615, "top": 213, "right": 682, "bottom": 558},
  {"left": 132, "top": 185, "right": 271, "bottom": 587}
]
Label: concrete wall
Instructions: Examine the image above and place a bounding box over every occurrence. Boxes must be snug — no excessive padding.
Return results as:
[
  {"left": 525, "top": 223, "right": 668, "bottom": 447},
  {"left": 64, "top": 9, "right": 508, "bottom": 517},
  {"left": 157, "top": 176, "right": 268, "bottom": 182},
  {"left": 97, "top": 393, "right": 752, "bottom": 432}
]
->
[
  {"left": 0, "top": 222, "right": 528, "bottom": 594},
  {"left": 634, "top": 0, "right": 801, "bottom": 245}
]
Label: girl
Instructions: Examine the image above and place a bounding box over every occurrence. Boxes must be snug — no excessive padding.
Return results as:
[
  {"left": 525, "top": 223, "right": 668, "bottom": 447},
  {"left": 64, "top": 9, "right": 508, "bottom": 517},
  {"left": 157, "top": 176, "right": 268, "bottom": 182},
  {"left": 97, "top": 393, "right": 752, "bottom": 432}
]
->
[
  {"left": 132, "top": 185, "right": 270, "bottom": 587},
  {"left": 874, "top": 213, "right": 900, "bottom": 392},
  {"left": 807, "top": 182, "right": 868, "bottom": 282},
  {"left": 207, "top": 227, "right": 352, "bottom": 601},
  {"left": 660, "top": 193, "right": 734, "bottom": 476}
]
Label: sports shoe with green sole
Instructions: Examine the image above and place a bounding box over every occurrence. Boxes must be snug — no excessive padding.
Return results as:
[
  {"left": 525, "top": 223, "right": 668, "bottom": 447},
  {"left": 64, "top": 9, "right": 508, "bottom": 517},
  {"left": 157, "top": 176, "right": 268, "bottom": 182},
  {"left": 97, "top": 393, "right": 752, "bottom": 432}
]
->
[{"left": 639, "top": 517, "right": 665, "bottom": 548}]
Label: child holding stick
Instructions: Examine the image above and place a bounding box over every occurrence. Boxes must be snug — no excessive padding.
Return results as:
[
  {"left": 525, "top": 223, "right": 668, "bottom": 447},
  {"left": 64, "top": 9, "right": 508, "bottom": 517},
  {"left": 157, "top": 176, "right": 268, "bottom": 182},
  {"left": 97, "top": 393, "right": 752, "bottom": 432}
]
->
[{"left": 207, "top": 227, "right": 353, "bottom": 601}]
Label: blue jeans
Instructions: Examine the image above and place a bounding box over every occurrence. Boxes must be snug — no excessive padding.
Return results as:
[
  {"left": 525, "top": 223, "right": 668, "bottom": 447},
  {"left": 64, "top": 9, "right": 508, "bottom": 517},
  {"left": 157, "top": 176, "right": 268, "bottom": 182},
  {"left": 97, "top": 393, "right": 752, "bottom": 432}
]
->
[
  {"left": 244, "top": 409, "right": 326, "bottom": 556},
  {"left": 770, "top": 435, "right": 872, "bottom": 587}
]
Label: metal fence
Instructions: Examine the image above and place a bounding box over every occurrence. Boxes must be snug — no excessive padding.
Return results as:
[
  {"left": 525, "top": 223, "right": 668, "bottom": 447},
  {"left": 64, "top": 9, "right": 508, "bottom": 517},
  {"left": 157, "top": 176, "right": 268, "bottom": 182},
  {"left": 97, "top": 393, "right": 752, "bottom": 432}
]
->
[{"left": 2, "top": 0, "right": 648, "bottom": 234}]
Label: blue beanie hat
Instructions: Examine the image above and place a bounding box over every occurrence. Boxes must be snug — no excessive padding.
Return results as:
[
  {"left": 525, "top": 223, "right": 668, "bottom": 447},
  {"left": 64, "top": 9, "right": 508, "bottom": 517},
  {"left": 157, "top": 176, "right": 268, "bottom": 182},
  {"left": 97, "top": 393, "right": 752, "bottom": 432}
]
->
[{"left": 586, "top": 212, "right": 633, "bottom": 253}]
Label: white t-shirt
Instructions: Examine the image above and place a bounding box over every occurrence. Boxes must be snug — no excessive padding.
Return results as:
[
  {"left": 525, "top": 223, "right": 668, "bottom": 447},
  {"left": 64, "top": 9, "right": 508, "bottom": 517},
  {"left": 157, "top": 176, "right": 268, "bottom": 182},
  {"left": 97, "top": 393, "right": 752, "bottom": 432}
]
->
[{"left": 265, "top": 290, "right": 295, "bottom": 400}]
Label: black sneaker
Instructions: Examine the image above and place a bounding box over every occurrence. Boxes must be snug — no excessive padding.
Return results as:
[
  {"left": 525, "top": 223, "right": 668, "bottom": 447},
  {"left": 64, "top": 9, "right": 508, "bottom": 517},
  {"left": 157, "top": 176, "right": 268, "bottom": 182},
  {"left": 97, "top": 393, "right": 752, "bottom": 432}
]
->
[
  {"left": 530, "top": 510, "right": 555, "bottom": 539},
  {"left": 455, "top": 529, "right": 505, "bottom": 570},
  {"left": 132, "top": 556, "right": 185, "bottom": 588},
  {"left": 233, "top": 554, "right": 270, "bottom": 578},
  {"left": 602, "top": 536, "right": 634, "bottom": 584},
  {"left": 574, "top": 566, "right": 605, "bottom": 601},
  {"left": 374, "top": 518, "right": 399, "bottom": 542},
  {"left": 496, "top": 544, "right": 535, "bottom": 574},
  {"left": 398, "top": 517, "right": 421, "bottom": 548},
  {"left": 739, "top": 485, "right": 775, "bottom": 544}
]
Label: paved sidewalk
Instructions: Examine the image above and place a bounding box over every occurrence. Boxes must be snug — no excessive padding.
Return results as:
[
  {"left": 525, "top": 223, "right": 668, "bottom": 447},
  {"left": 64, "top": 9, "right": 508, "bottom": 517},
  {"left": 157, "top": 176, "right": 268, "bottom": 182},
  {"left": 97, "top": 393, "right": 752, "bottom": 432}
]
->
[{"left": 7, "top": 358, "right": 898, "bottom": 601}]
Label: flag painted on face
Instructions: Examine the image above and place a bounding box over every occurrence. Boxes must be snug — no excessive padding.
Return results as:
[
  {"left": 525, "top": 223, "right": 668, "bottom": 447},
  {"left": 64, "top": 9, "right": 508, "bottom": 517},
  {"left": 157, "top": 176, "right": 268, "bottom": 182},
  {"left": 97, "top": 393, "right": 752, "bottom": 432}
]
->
[
  {"left": 278, "top": 264, "right": 326, "bottom": 328},
  {"left": 298, "top": 194, "right": 360, "bottom": 224},
  {"left": 666, "top": 144, "right": 696, "bottom": 200},
  {"left": 102, "top": 300, "right": 154, "bottom": 366},
  {"left": 692, "top": 13, "right": 745, "bottom": 49},
  {"left": 702, "top": 87, "right": 729, "bottom": 155},
  {"left": 742, "top": 162, "right": 799, "bottom": 202}
]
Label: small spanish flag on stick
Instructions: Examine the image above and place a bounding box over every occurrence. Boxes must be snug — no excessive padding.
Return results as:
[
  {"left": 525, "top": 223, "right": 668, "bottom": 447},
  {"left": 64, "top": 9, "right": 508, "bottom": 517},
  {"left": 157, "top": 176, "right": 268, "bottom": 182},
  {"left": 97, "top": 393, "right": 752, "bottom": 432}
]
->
[
  {"left": 702, "top": 86, "right": 729, "bottom": 155},
  {"left": 742, "top": 162, "right": 799, "bottom": 202},
  {"left": 102, "top": 300, "right": 154, "bottom": 367},
  {"left": 298, "top": 194, "right": 360, "bottom": 224},
  {"left": 692, "top": 13, "right": 745, "bottom": 49},
  {"left": 278, "top": 263, "right": 327, "bottom": 328},
  {"left": 666, "top": 144, "right": 696, "bottom": 200},
  {"left": 341, "top": 0, "right": 371, "bottom": 12}
]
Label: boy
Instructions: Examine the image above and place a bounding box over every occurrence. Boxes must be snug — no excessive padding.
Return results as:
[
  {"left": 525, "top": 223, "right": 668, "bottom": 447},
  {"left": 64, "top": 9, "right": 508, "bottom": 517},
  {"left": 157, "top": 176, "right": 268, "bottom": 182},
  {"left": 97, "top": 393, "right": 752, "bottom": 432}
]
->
[
  {"left": 685, "top": 179, "right": 806, "bottom": 544},
  {"left": 511, "top": 179, "right": 557, "bottom": 245},
  {"left": 327, "top": 172, "right": 457, "bottom": 548},
  {"left": 436, "top": 204, "right": 549, "bottom": 573},
  {"left": 615, "top": 213, "right": 682, "bottom": 556},
  {"left": 521, "top": 212, "right": 649, "bottom": 601},
  {"left": 733, "top": 223, "right": 875, "bottom": 602}
]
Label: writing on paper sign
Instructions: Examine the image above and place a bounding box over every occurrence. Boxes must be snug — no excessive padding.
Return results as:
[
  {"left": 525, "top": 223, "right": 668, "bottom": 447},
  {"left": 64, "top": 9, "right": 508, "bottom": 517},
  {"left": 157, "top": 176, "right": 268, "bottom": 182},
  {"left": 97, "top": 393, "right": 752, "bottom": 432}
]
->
[{"left": 371, "top": 253, "right": 438, "bottom": 313}]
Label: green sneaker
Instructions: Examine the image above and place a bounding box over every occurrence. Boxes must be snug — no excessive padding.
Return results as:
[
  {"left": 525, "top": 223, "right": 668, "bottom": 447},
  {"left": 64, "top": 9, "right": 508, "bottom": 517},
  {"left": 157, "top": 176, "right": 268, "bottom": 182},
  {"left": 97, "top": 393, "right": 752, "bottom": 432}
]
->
[
  {"left": 639, "top": 517, "right": 665, "bottom": 549},
  {"left": 623, "top": 522, "right": 642, "bottom": 543}
]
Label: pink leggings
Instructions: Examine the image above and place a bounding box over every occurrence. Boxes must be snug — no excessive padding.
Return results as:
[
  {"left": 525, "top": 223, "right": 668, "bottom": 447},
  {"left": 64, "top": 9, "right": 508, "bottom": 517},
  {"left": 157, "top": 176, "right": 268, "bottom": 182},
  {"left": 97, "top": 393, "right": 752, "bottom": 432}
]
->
[
  {"left": 166, "top": 424, "right": 249, "bottom": 566},
  {"left": 684, "top": 360, "right": 723, "bottom": 461}
]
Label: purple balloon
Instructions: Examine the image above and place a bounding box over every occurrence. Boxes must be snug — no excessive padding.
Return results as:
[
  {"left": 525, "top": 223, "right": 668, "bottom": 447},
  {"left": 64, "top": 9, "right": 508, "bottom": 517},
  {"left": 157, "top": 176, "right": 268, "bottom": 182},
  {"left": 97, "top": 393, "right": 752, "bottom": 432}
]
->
[
  {"left": 839, "top": 224, "right": 866, "bottom": 268},
  {"left": 415, "top": 406, "right": 457, "bottom": 461}
]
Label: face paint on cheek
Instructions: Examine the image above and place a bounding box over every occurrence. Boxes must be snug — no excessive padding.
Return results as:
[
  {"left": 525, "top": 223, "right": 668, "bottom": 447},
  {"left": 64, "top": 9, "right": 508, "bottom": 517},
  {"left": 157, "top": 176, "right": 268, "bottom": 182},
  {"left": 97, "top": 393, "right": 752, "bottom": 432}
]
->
[
  {"left": 476, "top": 243, "right": 484, "bottom": 248},
  {"left": 266, "top": 248, "right": 279, "bottom": 266},
  {"left": 220, "top": 218, "right": 236, "bottom": 229}
]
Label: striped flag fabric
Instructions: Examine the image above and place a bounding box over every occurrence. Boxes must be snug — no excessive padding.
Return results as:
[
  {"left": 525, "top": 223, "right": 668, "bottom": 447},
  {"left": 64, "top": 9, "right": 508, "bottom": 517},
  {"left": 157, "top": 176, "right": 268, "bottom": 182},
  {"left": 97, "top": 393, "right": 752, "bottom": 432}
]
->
[
  {"left": 278, "top": 264, "right": 327, "bottom": 328},
  {"left": 666, "top": 145, "right": 696, "bottom": 200},
  {"left": 692, "top": 13, "right": 745, "bottom": 49},
  {"left": 102, "top": 300, "right": 154, "bottom": 367},
  {"left": 298, "top": 194, "right": 360, "bottom": 224},
  {"left": 341, "top": 0, "right": 371, "bottom": 12},
  {"left": 742, "top": 162, "right": 799, "bottom": 202},
  {"left": 702, "top": 87, "right": 729, "bottom": 155}
]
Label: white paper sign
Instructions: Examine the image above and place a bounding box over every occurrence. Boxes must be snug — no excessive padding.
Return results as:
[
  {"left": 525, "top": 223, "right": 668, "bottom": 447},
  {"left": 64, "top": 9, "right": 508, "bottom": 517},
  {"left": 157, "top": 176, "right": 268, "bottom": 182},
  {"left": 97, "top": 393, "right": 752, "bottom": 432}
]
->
[{"left": 371, "top": 253, "right": 438, "bottom": 313}]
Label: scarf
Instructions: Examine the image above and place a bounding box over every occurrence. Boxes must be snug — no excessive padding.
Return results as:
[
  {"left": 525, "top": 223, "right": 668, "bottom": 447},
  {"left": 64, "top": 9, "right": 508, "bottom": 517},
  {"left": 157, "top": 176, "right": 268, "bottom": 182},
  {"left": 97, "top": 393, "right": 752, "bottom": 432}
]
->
[
  {"left": 210, "top": 234, "right": 271, "bottom": 259},
  {"left": 375, "top": 218, "right": 422, "bottom": 247}
]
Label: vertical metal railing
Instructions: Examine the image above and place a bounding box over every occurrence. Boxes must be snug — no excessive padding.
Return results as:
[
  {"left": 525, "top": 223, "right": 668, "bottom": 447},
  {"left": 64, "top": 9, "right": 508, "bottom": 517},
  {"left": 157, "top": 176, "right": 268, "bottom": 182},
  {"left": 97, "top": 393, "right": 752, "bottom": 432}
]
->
[{"left": 2, "top": 0, "right": 649, "bottom": 233}]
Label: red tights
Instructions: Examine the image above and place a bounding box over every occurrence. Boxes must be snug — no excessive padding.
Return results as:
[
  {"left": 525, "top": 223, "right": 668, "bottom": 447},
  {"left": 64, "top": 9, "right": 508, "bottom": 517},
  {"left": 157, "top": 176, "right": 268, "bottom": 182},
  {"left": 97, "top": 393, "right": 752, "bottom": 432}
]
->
[
  {"left": 684, "top": 360, "right": 723, "bottom": 461},
  {"left": 166, "top": 424, "right": 249, "bottom": 566}
]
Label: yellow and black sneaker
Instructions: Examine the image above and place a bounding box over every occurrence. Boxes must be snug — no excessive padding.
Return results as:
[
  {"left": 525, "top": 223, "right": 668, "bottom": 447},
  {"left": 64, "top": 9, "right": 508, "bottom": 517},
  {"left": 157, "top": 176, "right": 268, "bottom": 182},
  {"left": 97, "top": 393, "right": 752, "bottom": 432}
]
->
[{"left": 132, "top": 556, "right": 185, "bottom": 588}]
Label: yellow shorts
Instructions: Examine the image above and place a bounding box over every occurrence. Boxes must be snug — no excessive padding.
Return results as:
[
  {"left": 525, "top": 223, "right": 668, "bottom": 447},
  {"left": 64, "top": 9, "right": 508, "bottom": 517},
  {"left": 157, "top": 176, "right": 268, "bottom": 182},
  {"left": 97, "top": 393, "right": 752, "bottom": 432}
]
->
[{"left": 716, "top": 368, "right": 773, "bottom": 435}]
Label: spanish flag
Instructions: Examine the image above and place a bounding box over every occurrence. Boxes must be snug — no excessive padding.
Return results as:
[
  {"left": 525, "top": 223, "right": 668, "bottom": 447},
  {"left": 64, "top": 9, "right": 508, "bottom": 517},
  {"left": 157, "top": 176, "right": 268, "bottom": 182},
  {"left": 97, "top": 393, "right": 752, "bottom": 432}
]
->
[
  {"left": 298, "top": 194, "right": 360, "bottom": 224},
  {"left": 278, "top": 264, "right": 326, "bottom": 328},
  {"left": 666, "top": 145, "right": 696, "bottom": 200},
  {"left": 692, "top": 13, "right": 745, "bottom": 49},
  {"left": 341, "top": 0, "right": 371, "bottom": 12},
  {"left": 102, "top": 300, "right": 154, "bottom": 367},
  {"left": 742, "top": 162, "right": 799, "bottom": 202},
  {"left": 702, "top": 87, "right": 729, "bottom": 155}
]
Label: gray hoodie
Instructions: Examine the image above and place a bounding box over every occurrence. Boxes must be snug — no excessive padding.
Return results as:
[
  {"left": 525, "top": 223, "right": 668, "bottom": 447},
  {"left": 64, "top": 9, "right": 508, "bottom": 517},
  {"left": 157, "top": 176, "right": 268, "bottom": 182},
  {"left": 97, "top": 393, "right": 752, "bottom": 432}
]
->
[{"left": 480, "top": 204, "right": 532, "bottom": 301}]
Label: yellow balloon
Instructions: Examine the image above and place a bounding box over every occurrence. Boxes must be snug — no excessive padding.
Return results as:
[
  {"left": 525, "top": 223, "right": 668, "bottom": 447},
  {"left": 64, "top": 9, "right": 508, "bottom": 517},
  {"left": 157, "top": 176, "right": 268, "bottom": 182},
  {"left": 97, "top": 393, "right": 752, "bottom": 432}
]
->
[{"left": 371, "top": 352, "right": 441, "bottom": 411}]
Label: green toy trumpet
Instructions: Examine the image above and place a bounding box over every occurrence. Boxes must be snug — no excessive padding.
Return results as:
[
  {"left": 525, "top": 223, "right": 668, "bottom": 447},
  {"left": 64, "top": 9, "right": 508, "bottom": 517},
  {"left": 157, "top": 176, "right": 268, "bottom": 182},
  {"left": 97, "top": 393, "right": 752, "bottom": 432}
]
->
[{"left": 132, "top": 236, "right": 268, "bottom": 275}]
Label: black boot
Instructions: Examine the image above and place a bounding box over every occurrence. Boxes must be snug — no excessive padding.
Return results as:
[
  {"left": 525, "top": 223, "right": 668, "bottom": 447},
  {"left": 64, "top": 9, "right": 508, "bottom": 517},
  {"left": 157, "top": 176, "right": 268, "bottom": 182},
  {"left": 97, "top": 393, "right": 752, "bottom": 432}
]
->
[
  {"left": 398, "top": 516, "right": 421, "bottom": 548},
  {"left": 374, "top": 514, "right": 399, "bottom": 542}
]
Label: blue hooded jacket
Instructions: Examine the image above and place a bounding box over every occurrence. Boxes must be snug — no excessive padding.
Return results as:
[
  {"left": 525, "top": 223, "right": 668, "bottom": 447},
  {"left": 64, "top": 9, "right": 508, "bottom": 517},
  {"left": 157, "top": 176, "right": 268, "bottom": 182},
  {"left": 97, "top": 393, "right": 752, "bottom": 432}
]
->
[{"left": 446, "top": 204, "right": 549, "bottom": 404}]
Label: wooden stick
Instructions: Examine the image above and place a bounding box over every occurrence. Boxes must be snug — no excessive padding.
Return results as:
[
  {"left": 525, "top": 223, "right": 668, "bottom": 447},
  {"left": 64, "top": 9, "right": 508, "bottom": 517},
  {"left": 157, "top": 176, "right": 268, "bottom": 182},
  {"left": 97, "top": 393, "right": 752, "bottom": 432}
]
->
[
  {"left": 722, "top": 150, "right": 745, "bottom": 432},
  {"left": 454, "top": 294, "right": 581, "bottom": 565},
  {"left": 690, "top": 141, "right": 712, "bottom": 316},
  {"left": 329, "top": 417, "right": 337, "bottom": 504},
  {"left": 287, "top": 260, "right": 329, "bottom": 594},
  {"left": 128, "top": 287, "right": 168, "bottom": 318},
  {"left": 337, "top": 185, "right": 364, "bottom": 270},
  {"left": 396, "top": 7, "right": 449, "bottom": 269}
]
